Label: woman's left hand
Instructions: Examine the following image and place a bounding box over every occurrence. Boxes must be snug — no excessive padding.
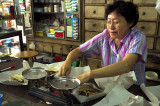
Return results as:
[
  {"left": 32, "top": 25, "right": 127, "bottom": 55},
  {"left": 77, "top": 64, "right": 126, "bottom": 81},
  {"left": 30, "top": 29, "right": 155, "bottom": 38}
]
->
[{"left": 75, "top": 71, "right": 91, "bottom": 84}]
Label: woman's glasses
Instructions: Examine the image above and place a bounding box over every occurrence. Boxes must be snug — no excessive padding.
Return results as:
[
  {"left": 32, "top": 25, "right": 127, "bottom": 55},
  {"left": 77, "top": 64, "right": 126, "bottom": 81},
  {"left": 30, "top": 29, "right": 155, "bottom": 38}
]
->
[{"left": 106, "top": 20, "right": 126, "bottom": 27}]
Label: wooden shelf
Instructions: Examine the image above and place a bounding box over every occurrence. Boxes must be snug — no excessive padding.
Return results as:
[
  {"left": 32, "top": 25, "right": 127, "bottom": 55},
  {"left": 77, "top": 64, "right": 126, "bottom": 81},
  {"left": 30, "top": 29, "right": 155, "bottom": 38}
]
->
[
  {"left": 33, "top": 2, "right": 61, "bottom": 5},
  {"left": 0, "top": 18, "right": 15, "bottom": 21},
  {"left": 34, "top": 12, "right": 64, "bottom": 14}
]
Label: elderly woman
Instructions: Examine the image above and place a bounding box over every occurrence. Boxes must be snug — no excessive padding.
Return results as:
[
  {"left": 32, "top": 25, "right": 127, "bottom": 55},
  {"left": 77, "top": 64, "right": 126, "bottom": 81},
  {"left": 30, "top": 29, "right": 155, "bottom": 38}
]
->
[{"left": 58, "top": 1, "right": 147, "bottom": 85}]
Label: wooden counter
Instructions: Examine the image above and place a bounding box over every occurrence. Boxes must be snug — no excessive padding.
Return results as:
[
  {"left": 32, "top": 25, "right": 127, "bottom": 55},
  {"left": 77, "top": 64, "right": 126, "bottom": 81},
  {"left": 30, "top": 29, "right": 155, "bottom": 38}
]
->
[{"left": 0, "top": 58, "right": 159, "bottom": 105}]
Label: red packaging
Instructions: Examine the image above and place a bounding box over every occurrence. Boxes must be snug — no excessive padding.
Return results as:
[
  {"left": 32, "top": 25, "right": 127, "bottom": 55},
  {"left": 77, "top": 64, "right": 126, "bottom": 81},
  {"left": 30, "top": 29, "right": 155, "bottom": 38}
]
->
[
  {"left": 1, "top": 40, "right": 6, "bottom": 45},
  {"left": 55, "top": 32, "right": 64, "bottom": 38}
]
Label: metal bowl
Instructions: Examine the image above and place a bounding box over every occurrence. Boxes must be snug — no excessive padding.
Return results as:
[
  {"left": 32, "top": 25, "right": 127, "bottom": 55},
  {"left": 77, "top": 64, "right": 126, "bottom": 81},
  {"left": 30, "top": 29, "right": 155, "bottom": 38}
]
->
[
  {"left": 22, "top": 67, "right": 47, "bottom": 80},
  {"left": 50, "top": 76, "right": 80, "bottom": 91}
]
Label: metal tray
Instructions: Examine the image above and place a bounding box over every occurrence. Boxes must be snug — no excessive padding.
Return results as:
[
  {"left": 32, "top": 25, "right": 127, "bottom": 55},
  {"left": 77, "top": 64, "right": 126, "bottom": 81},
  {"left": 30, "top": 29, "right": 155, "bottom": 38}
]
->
[
  {"left": 50, "top": 76, "right": 80, "bottom": 91},
  {"left": 22, "top": 67, "right": 47, "bottom": 80}
]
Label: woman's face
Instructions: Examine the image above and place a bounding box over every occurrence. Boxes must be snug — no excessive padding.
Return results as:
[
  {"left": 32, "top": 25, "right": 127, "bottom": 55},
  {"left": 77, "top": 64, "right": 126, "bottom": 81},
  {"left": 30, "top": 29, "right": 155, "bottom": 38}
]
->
[{"left": 107, "top": 11, "right": 132, "bottom": 40}]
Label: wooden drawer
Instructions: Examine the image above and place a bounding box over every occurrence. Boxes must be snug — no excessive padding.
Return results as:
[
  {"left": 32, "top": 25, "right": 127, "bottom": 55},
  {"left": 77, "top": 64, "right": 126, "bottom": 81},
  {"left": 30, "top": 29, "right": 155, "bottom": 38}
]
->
[
  {"left": 139, "top": 7, "right": 158, "bottom": 21},
  {"left": 62, "top": 45, "right": 71, "bottom": 55},
  {"left": 85, "top": 0, "right": 106, "bottom": 4},
  {"left": 85, "top": 19, "right": 105, "bottom": 32},
  {"left": 134, "top": 22, "right": 157, "bottom": 35},
  {"left": 85, "top": 6, "right": 105, "bottom": 18},
  {"left": 133, "top": 0, "right": 157, "bottom": 5},
  {"left": 35, "top": 41, "right": 43, "bottom": 51},
  {"left": 146, "top": 37, "right": 154, "bottom": 49},
  {"left": 85, "top": 31, "right": 100, "bottom": 41},
  {"left": 87, "top": 58, "right": 101, "bottom": 70},
  {"left": 43, "top": 43, "right": 52, "bottom": 53},
  {"left": 52, "top": 44, "right": 62, "bottom": 54},
  {"left": 156, "top": 38, "right": 160, "bottom": 50}
]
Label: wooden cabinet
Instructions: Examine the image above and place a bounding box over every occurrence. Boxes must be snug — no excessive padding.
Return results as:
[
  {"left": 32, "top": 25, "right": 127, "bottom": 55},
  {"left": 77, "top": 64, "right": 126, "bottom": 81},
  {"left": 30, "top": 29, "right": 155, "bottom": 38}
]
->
[
  {"left": 27, "top": 37, "right": 81, "bottom": 55},
  {"left": 84, "top": 1, "right": 106, "bottom": 38},
  {"left": 134, "top": 1, "right": 159, "bottom": 52},
  {"left": 83, "top": 0, "right": 107, "bottom": 68},
  {"left": 26, "top": 0, "right": 82, "bottom": 56}
]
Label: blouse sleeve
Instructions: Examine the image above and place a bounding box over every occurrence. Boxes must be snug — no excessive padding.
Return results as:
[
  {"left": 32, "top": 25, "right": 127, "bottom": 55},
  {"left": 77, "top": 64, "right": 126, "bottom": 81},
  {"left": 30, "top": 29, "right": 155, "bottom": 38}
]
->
[
  {"left": 128, "top": 30, "right": 147, "bottom": 63},
  {"left": 80, "top": 29, "right": 108, "bottom": 58}
]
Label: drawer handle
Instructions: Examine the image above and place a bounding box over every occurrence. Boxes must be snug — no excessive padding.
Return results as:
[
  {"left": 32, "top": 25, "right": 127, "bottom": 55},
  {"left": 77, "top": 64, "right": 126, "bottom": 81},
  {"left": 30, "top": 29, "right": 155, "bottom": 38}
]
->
[
  {"left": 142, "top": 12, "right": 146, "bottom": 15},
  {"left": 141, "top": 26, "right": 145, "bottom": 29},
  {"left": 93, "top": 24, "right": 97, "bottom": 27},
  {"left": 93, "top": 10, "right": 96, "bottom": 14}
]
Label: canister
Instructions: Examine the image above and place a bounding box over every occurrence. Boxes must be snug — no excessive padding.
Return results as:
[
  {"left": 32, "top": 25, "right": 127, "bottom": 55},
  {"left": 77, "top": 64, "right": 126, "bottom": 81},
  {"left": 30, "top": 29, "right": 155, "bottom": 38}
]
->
[
  {"left": 54, "top": 5, "right": 59, "bottom": 12},
  {"left": 44, "top": 6, "right": 49, "bottom": 12},
  {"left": 48, "top": 5, "right": 53, "bottom": 12}
]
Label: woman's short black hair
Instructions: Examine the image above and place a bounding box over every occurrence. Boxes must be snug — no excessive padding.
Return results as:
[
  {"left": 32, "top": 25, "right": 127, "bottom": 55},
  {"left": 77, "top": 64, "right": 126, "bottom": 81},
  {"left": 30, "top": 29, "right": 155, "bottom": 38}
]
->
[{"left": 105, "top": 1, "right": 139, "bottom": 28}]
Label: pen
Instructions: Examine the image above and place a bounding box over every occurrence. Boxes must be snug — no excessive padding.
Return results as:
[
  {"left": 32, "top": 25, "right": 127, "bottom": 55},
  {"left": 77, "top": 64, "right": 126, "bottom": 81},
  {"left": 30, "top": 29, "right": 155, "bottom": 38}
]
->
[{"left": 0, "top": 66, "right": 15, "bottom": 72}]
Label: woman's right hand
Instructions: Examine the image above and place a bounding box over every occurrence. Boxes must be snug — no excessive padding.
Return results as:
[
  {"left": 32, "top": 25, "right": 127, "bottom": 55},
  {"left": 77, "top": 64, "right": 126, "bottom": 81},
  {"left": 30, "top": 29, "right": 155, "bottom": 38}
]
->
[{"left": 58, "top": 61, "right": 72, "bottom": 77}]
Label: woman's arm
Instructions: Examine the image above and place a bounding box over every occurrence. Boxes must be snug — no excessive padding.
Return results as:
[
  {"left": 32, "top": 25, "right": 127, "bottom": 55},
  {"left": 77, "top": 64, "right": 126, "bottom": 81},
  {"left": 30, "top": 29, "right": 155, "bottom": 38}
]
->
[
  {"left": 75, "top": 53, "right": 139, "bottom": 83},
  {"left": 58, "top": 47, "right": 82, "bottom": 76}
]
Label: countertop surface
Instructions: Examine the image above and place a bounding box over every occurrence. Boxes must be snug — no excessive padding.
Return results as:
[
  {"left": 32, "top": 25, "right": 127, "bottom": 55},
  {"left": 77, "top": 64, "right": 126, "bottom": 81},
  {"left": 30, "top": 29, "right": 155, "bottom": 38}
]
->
[{"left": 0, "top": 58, "right": 160, "bottom": 106}]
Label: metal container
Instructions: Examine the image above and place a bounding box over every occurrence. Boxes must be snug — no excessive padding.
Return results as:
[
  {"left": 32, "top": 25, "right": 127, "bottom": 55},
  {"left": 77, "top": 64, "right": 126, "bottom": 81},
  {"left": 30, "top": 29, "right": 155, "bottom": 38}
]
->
[
  {"left": 54, "top": 5, "right": 59, "bottom": 12},
  {"left": 50, "top": 76, "right": 80, "bottom": 91},
  {"left": 22, "top": 67, "right": 47, "bottom": 80}
]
